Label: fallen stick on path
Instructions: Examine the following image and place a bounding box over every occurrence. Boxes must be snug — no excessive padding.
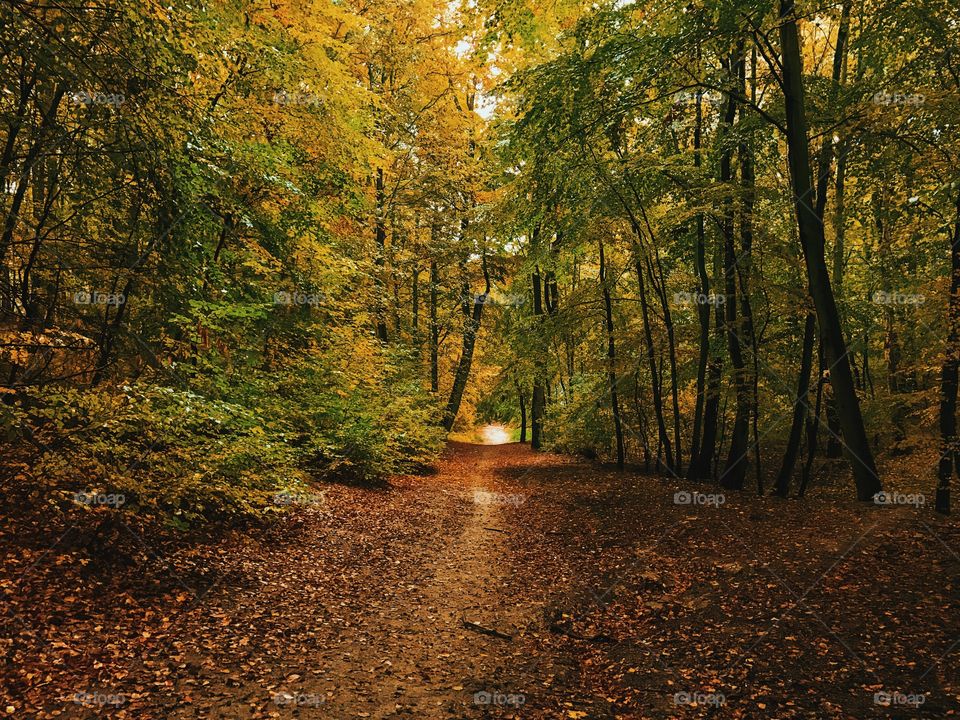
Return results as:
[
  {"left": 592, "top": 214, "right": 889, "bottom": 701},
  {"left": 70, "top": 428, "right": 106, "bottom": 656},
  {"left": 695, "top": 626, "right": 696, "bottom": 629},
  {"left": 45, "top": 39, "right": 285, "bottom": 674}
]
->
[
  {"left": 461, "top": 619, "right": 513, "bottom": 641},
  {"left": 483, "top": 526, "right": 509, "bottom": 534}
]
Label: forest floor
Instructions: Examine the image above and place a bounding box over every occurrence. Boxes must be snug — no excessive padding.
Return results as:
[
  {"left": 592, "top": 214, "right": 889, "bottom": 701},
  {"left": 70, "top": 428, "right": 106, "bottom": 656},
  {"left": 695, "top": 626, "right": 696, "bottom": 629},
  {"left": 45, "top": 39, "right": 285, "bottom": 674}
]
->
[{"left": 3, "top": 441, "right": 960, "bottom": 719}]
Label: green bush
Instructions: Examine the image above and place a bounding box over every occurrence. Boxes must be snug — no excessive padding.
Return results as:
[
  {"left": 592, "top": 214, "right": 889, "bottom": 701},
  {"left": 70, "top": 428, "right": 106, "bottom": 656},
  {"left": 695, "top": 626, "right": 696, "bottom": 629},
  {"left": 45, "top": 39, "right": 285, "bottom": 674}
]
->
[{"left": 9, "top": 344, "right": 444, "bottom": 526}]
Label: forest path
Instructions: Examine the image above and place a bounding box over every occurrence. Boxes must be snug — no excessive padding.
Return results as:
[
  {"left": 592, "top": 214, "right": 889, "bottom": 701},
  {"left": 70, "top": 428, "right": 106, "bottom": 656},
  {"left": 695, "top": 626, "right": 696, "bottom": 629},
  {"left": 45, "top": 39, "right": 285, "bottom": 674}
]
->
[
  {"left": 36, "top": 440, "right": 599, "bottom": 719},
  {"left": 310, "top": 441, "right": 550, "bottom": 719},
  {"left": 9, "top": 441, "right": 958, "bottom": 719}
]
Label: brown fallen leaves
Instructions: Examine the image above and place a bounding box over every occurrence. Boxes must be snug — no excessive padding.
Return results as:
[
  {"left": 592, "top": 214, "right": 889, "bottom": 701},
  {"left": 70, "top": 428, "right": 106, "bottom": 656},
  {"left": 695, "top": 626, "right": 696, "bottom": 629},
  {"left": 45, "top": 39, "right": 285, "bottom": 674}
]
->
[{"left": 1, "top": 442, "right": 959, "bottom": 718}]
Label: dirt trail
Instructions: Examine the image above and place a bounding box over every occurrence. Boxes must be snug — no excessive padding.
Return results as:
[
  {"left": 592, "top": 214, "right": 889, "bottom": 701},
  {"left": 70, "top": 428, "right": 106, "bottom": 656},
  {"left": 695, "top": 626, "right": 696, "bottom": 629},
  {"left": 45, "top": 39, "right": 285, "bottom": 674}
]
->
[
  {"left": 6, "top": 440, "right": 589, "bottom": 719},
  {"left": 318, "top": 442, "right": 541, "bottom": 718},
  {"left": 11, "top": 439, "right": 951, "bottom": 719}
]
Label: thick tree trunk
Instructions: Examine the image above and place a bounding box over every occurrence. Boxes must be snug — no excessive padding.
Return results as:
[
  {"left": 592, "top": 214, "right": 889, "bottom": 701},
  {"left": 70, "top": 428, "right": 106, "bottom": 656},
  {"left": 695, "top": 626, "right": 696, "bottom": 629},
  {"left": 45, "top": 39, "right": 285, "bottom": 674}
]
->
[
  {"left": 776, "top": 2, "right": 848, "bottom": 496},
  {"left": 778, "top": 0, "right": 881, "bottom": 500}
]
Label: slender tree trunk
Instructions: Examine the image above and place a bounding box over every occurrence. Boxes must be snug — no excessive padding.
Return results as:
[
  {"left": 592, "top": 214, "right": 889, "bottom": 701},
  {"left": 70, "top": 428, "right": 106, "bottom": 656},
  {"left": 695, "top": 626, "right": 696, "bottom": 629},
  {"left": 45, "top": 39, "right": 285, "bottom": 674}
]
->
[
  {"left": 720, "top": 45, "right": 749, "bottom": 490},
  {"left": 799, "top": 338, "right": 826, "bottom": 496},
  {"left": 740, "top": 43, "right": 762, "bottom": 493},
  {"left": 633, "top": 371, "right": 652, "bottom": 470},
  {"left": 430, "top": 259, "right": 439, "bottom": 393},
  {"left": 517, "top": 382, "right": 528, "bottom": 443},
  {"left": 599, "top": 239, "right": 625, "bottom": 468},
  {"left": 690, "top": 74, "right": 710, "bottom": 472},
  {"left": 633, "top": 250, "right": 674, "bottom": 472},
  {"left": 412, "top": 265, "right": 419, "bottom": 341},
  {"left": 937, "top": 190, "right": 960, "bottom": 514},
  {"left": 374, "top": 167, "right": 389, "bottom": 342},
  {"left": 644, "top": 251, "right": 682, "bottom": 474},
  {"left": 442, "top": 253, "right": 490, "bottom": 431},
  {"left": 775, "top": 313, "right": 816, "bottom": 496},
  {"left": 778, "top": 0, "right": 881, "bottom": 499},
  {"left": 690, "top": 252, "right": 724, "bottom": 482},
  {"left": 531, "top": 266, "right": 546, "bottom": 450}
]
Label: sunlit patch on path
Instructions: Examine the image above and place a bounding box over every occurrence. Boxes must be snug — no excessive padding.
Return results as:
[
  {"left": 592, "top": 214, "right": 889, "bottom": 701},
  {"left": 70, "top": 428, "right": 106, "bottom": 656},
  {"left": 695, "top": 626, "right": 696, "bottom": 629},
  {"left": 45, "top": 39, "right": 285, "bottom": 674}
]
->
[{"left": 480, "top": 424, "right": 512, "bottom": 444}]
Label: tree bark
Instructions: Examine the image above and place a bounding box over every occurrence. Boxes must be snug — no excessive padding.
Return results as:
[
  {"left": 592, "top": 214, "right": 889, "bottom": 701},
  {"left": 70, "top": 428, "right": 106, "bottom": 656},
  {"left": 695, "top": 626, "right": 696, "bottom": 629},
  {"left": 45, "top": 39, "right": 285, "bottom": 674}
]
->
[
  {"left": 442, "top": 252, "right": 490, "bottom": 431},
  {"left": 633, "top": 250, "right": 674, "bottom": 472},
  {"left": 778, "top": 0, "right": 881, "bottom": 499},
  {"left": 690, "top": 69, "right": 710, "bottom": 473},
  {"left": 517, "top": 382, "right": 527, "bottom": 443},
  {"left": 429, "top": 259, "right": 439, "bottom": 393},
  {"left": 531, "top": 265, "right": 546, "bottom": 450},
  {"left": 937, "top": 189, "right": 960, "bottom": 514},
  {"left": 599, "top": 239, "right": 625, "bottom": 468},
  {"left": 775, "top": 313, "right": 816, "bottom": 496},
  {"left": 720, "top": 45, "right": 749, "bottom": 491},
  {"left": 374, "top": 167, "right": 389, "bottom": 342}
]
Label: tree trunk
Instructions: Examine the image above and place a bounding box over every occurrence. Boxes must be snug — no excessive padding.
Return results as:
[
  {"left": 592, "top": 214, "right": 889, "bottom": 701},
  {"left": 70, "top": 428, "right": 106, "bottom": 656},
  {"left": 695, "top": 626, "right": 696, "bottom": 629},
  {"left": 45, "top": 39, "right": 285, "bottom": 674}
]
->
[
  {"left": 937, "top": 189, "right": 960, "bottom": 514},
  {"left": 775, "top": 313, "right": 816, "bottom": 496},
  {"left": 430, "top": 259, "right": 439, "bottom": 393},
  {"left": 442, "top": 253, "right": 490, "bottom": 431},
  {"left": 690, "top": 69, "right": 710, "bottom": 473},
  {"left": 374, "top": 167, "right": 389, "bottom": 342},
  {"left": 531, "top": 266, "right": 546, "bottom": 450},
  {"left": 740, "top": 43, "right": 762, "bottom": 493},
  {"left": 599, "top": 239, "right": 625, "bottom": 468},
  {"left": 720, "top": 44, "right": 749, "bottom": 491},
  {"left": 775, "top": 2, "right": 848, "bottom": 497},
  {"left": 633, "top": 249, "right": 674, "bottom": 473},
  {"left": 778, "top": 0, "right": 881, "bottom": 500},
  {"left": 799, "top": 337, "right": 826, "bottom": 497},
  {"left": 517, "top": 382, "right": 527, "bottom": 443}
]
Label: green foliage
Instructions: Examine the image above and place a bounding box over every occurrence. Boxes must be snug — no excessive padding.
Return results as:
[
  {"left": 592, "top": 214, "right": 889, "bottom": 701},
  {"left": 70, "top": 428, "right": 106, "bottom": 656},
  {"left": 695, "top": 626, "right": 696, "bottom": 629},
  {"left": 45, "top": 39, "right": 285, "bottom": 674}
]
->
[
  {"left": 11, "top": 343, "right": 444, "bottom": 526},
  {"left": 542, "top": 374, "right": 612, "bottom": 458}
]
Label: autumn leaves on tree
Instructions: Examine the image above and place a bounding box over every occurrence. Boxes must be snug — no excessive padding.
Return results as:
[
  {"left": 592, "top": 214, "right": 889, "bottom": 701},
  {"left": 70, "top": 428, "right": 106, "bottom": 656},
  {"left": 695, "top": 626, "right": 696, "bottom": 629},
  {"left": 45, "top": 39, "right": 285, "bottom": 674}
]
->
[{"left": 1, "top": 0, "right": 959, "bottom": 517}]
